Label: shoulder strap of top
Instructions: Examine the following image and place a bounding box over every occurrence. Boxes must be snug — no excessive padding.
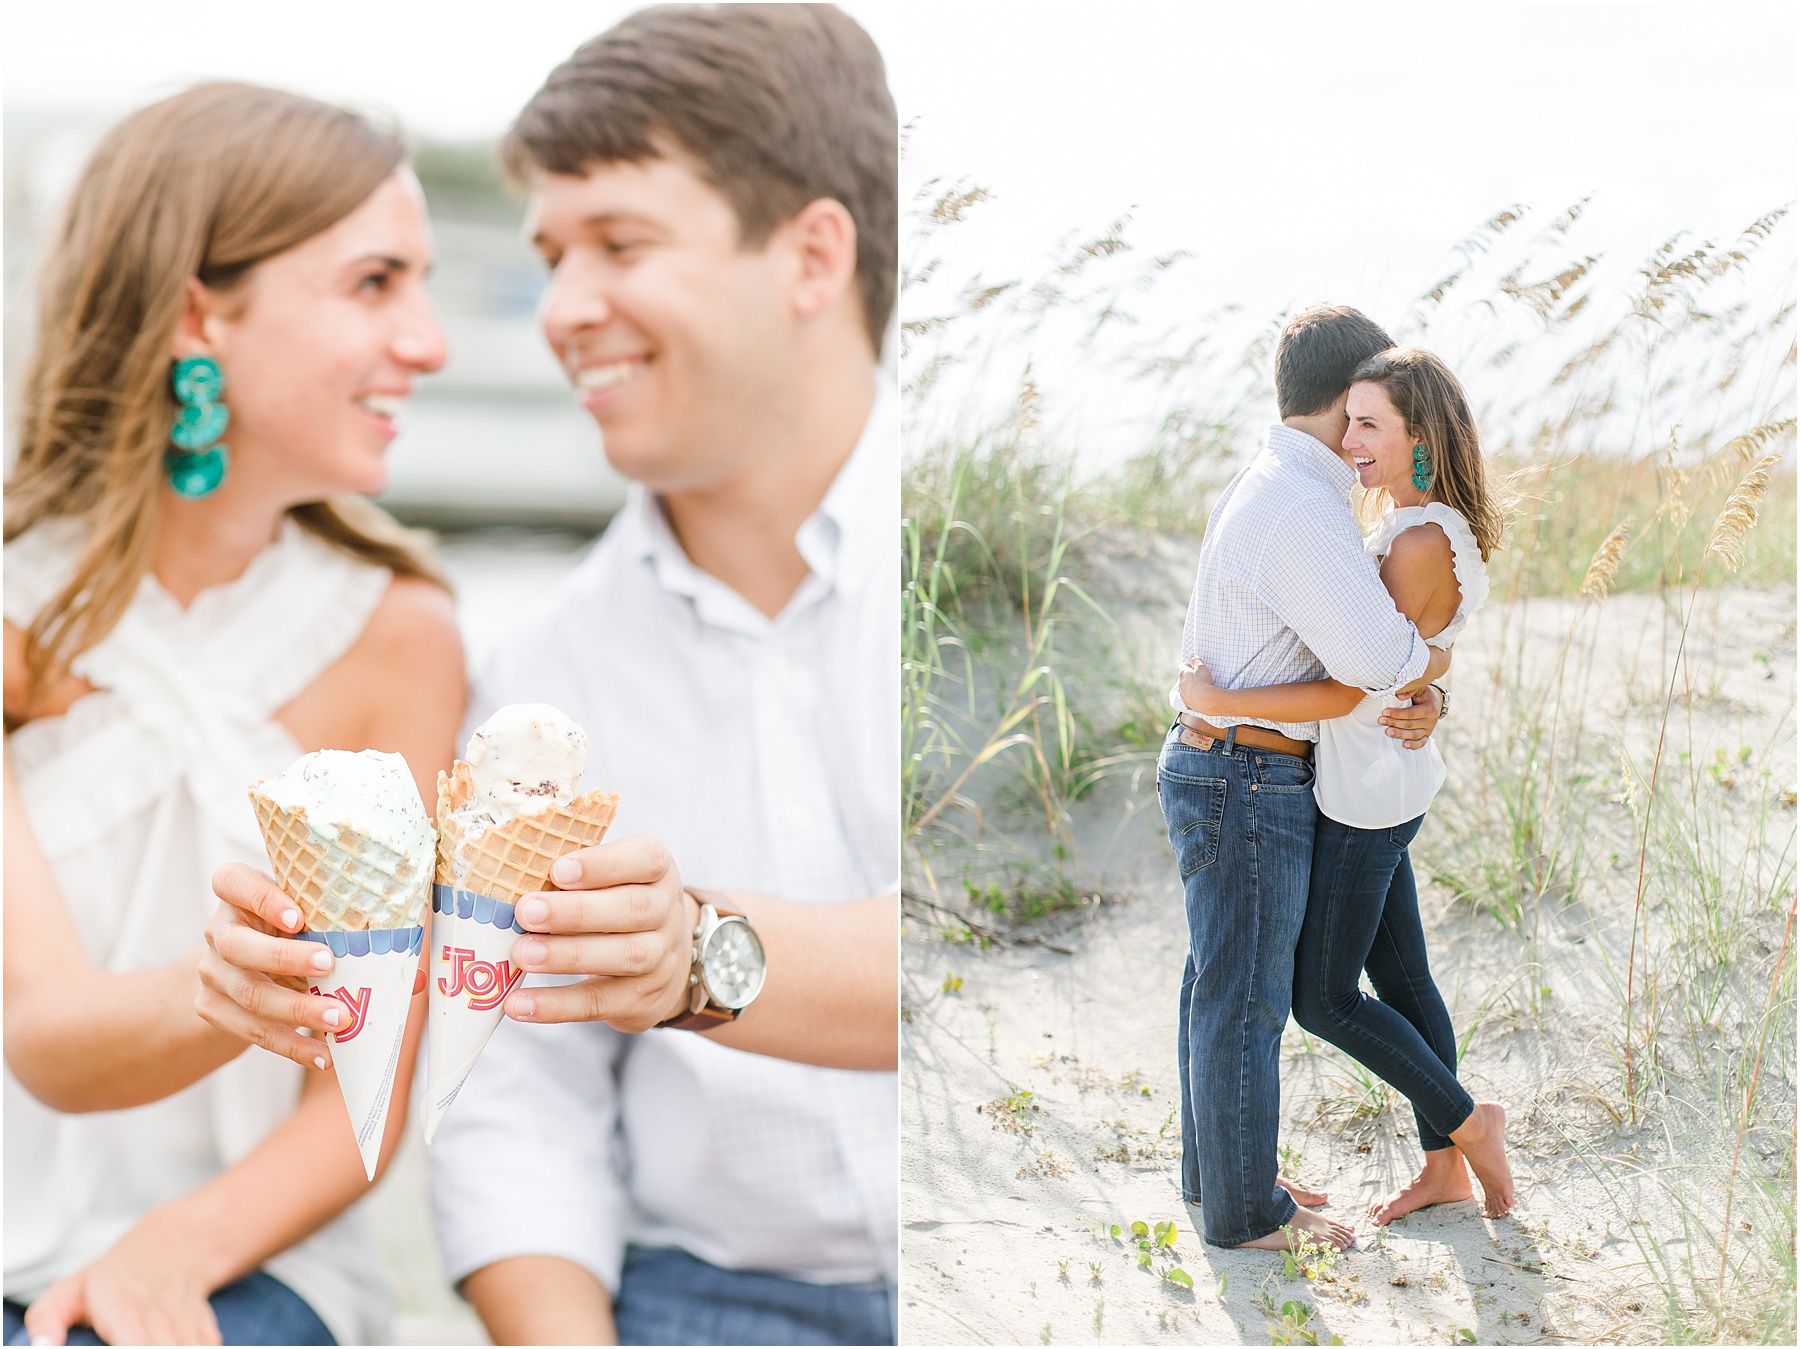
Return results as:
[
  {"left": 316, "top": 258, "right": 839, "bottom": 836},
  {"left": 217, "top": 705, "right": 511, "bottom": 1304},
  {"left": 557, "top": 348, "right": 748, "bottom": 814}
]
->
[
  {"left": 1368, "top": 509, "right": 1407, "bottom": 559},
  {"left": 1411, "top": 502, "right": 1489, "bottom": 621},
  {"left": 1369, "top": 503, "right": 1490, "bottom": 647}
]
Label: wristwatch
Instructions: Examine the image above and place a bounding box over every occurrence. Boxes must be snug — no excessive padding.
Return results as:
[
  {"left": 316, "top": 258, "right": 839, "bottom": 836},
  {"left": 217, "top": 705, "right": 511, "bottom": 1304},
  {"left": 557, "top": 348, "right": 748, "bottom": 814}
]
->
[
  {"left": 1430, "top": 683, "right": 1449, "bottom": 719},
  {"left": 658, "top": 887, "right": 767, "bottom": 1030}
]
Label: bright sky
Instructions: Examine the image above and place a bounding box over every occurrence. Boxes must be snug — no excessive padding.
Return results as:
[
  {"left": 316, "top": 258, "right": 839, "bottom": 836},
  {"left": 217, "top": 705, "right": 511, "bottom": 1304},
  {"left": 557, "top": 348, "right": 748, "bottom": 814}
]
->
[
  {"left": 885, "top": 1, "right": 1797, "bottom": 457},
  {"left": 2, "top": 0, "right": 908, "bottom": 137},
  {"left": 888, "top": 1, "right": 1797, "bottom": 323},
  {"left": 7, "top": 0, "right": 1794, "bottom": 455},
  {"left": 9, "top": 1, "right": 1789, "bottom": 298}
]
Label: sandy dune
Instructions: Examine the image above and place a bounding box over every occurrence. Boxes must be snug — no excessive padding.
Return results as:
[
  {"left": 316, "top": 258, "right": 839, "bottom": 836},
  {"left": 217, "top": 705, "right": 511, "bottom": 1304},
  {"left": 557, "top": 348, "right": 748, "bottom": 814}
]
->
[{"left": 902, "top": 584, "right": 1794, "bottom": 1345}]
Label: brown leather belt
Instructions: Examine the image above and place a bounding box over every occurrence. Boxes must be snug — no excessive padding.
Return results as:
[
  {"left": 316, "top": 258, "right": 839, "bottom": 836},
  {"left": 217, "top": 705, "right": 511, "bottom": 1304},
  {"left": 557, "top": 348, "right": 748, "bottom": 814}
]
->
[{"left": 1175, "top": 710, "right": 1313, "bottom": 759}]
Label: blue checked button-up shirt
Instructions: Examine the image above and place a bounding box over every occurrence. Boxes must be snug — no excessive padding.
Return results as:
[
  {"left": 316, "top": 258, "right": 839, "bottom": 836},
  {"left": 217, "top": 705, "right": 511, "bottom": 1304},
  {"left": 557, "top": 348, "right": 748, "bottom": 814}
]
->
[{"left": 1171, "top": 424, "right": 1429, "bottom": 741}]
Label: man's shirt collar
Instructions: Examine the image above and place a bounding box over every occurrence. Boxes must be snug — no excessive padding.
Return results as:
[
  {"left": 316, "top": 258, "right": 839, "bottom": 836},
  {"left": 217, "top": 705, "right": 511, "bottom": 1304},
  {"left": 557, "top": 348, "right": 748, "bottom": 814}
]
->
[
  {"left": 797, "top": 375, "right": 894, "bottom": 601},
  {"left": 619, "top": 374, "right": 894, "bottom": 635},
  {"left": 1266, "top": 423, "right": 1358, "bottom": 504}
]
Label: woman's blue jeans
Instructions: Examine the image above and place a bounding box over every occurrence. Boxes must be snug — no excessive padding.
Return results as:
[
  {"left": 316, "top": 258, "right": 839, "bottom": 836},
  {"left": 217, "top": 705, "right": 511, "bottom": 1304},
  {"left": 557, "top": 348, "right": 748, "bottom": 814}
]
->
[{"left": 1293, "top": 812, "right": 1474, "bottom": 1151}]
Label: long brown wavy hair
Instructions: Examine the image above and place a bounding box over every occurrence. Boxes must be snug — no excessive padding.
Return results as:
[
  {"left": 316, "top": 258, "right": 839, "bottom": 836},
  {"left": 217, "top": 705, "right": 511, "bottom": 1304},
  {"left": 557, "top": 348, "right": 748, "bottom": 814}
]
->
[
  {"left": 1349, "top": 346, "right": 1507, "bottom": 561},
  {"left": 6, "top": 82, "right": 444, "bottom": 700}
]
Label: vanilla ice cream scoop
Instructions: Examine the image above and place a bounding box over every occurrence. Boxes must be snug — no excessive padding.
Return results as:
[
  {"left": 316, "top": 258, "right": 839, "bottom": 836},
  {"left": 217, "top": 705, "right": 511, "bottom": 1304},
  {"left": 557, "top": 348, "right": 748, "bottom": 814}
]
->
[
  {"left": 252, "top": 749, "right": 436, "bottom": 932},
  {"left": 463, "top": 703, "right": 588, "bottom": 822},
  {"left": 259, "top": 748, "right": 435, "bottom": 866}
]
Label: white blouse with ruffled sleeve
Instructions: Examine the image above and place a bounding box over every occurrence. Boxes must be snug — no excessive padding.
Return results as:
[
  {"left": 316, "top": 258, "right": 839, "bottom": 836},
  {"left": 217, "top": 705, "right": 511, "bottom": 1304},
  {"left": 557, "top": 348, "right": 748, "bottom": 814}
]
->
[
  {"left": 3, "top": 518, "right": 395, "bottom": 1346},
  {"left": 1313, "top": 502, "right": 1489, "bottom": 829}
]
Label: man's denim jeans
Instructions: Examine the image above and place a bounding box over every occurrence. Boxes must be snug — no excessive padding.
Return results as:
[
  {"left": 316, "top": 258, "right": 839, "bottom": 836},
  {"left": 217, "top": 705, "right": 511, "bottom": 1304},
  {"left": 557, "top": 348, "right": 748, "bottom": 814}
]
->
[
  {"left": 1158, "top": 723, "right": 1317, "bottom": 1247},
  {"left": 613, "top": 1246, "right": 894, "bottom": 1345}
]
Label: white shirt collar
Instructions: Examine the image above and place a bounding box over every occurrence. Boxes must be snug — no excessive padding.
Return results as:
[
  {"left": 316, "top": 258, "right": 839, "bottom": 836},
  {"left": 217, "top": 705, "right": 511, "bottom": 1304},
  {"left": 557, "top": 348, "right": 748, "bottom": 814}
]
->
[
  {"left": 616, "top": 374, "right": 894, "bottom": 636},
  {"left": 1266, "top": 422, "right": 1358, "bottom": 503},
  {"left": 796, "top": 375, "right": 893, "bottom": 601}
]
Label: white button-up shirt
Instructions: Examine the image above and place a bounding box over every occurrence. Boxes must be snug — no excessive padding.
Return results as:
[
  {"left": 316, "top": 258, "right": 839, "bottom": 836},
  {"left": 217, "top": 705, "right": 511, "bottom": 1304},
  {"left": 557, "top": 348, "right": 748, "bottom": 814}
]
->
[
  {"left": 429, "top": 380, "right": 898, "bottom": 1293},
  {"left": 1171, "top": 424, "right": 1428, "bottom": 740}
]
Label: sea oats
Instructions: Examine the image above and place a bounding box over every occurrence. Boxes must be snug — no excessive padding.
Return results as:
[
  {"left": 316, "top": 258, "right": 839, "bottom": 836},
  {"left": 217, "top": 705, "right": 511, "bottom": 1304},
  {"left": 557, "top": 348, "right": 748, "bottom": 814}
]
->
[
  {"left": 1705, "top": 416, "right": 1795, "bottom": 489},
  {"left": 1738, "top": 205, "right": 1789, "bottom": 244},
  {"left": 930, "top": 181, "right": 991, "bottom": 225},
  {"left": 963, "top": 280, "right": 1018, "bottom": 312},
  {"left": 1651, "top": 430, "right": 1693, "bottom": 528},
  {"left": 1014, "top": 373, "right": 1042, "bottom": 449},
  {"left": 1704, "top": 454, "right": 1782, "bottom": 573},
  {"left": 1579, "top": 518, "right": 1636, "bottom": 602}
]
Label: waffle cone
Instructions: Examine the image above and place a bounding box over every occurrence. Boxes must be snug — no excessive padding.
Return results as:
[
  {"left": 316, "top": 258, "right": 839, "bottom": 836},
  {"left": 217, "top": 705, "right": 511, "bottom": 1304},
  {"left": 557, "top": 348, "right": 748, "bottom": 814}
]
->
[
  {"left": 250, "top": 789, "right": 431, "bottom": 932},
  {"left": 434, "top": 760, "right": 620, "bottom": 902}
]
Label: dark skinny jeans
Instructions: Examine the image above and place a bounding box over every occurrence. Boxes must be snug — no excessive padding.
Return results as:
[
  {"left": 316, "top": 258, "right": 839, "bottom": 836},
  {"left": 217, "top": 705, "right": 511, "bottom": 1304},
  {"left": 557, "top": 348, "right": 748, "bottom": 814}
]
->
[{"left": 1292, "top": 812, "right": 1474, "bottom": 1151}]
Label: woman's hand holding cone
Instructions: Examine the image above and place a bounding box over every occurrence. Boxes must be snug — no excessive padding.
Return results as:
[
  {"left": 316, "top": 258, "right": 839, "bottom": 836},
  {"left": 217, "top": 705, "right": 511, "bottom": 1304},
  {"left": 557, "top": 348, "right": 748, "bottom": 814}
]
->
[
  {"left": 196, "top": 862, "right": 349, "bottom": 1070},
  {"left": 502, "top": 833, "right": 698, "bottom": 1031}
]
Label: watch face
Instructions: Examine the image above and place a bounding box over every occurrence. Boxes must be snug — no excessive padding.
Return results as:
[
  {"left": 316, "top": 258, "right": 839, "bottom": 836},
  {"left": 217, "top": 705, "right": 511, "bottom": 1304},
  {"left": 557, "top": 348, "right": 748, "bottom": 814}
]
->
[{"left": 701, "top": 917, "right": 767, "bottom": 1010}]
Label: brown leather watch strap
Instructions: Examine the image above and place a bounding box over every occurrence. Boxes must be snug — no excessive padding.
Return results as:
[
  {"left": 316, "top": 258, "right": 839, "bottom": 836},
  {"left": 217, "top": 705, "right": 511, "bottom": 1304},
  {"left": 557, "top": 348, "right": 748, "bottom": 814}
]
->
[
  {"left": 660, "top": 1002, "right": 738, "bottom": 1031},
  {"left": 657, "top": 888, "right": 745, "bottom": 1031}
]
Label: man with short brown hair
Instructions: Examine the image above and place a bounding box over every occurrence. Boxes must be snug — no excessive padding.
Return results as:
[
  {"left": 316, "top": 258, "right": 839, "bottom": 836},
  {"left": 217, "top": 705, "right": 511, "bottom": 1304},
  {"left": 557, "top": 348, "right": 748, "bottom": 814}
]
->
[
  {"left": 1272, "top": 304, "right": 1397, "bottom": 419},
  {"left": 502, "top": 2, "right": 895, "bottom": 354},
  {"left": 427, "top": 6, "right": 899, "bottom": 1343}
]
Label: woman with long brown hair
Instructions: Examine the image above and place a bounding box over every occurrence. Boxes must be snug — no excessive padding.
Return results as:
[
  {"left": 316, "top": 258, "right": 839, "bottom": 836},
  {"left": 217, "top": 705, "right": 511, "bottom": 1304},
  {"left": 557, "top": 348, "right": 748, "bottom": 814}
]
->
[
  {"left": 1178, "top": 346, "right": 1518, "bottom": 1231},
  {"left": 4, "top": 83, "right": 463, "bottom": 1345}
]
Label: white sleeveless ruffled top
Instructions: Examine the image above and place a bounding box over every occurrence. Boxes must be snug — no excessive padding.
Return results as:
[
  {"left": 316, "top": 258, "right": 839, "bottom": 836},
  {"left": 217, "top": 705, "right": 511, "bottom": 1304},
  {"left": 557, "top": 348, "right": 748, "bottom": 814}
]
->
[
  {"left": 1313, "top": 503, "right": 1489, "bottom": 830},
  {"left": 3, "top": 518, "right": 395, "bottom": 1346}
]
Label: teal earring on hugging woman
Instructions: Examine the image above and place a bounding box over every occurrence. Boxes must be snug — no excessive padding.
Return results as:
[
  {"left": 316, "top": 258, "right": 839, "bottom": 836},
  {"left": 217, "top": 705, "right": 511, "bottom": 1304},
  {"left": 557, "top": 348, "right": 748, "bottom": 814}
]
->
[
  {"left": 1411, "top": 441, "right": 1434, "bottom": 493},
  {"left": 166, "top": 353, "right": 229, "bottom": 497}
]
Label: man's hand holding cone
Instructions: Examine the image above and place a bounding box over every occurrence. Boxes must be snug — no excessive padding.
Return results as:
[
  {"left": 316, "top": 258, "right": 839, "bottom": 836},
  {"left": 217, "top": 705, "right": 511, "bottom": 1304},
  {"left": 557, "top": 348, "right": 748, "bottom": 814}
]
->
[
  {"left": 500, "top": 834, "right": 699, "bottom": 1030},
  {"left": 422, "top": 762, "right": 619, "bottom": 1138},
  {"left": 422, "top": 703, "right": 620, "bottom": 1139}
]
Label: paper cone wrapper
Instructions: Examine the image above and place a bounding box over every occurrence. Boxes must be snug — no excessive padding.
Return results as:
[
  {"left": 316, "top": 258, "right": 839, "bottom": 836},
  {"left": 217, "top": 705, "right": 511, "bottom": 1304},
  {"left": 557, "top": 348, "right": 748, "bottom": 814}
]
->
[
  {"left": 422, "top": 763, "right": 619, "bottom": 1144},
  {"left": 301, "top": 926, "right": 424, "bottom": 1179},
  {"left": 422, "top": 887, "right": 529, "bottom": 1143}
]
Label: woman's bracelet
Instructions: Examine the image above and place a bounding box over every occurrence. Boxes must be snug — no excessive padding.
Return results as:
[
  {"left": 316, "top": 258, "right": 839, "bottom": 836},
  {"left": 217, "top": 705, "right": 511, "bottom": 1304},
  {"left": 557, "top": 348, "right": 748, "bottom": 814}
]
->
[{"left": 1430, "top": 683, "right": 1449, "bottom": 718}]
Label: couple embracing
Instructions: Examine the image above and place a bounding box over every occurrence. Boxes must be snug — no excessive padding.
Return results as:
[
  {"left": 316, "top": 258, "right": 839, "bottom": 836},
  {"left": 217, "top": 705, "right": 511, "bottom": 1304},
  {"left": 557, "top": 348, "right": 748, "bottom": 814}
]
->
[{"left": 1160, "top": 305, "right": 1516, "bottom": 1252}]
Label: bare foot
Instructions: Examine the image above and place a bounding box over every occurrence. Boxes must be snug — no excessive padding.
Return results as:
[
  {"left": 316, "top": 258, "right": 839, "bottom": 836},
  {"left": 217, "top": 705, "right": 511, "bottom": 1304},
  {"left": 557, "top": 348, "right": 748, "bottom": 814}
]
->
[
  {"left": 1234, "top": 1204, "right": 1355, "bottom": 1252},
  {"left": 1367, "top": 1149, "right": 1473, "bottom": 1225},
  {"left": 1277, "top": 1175, "right": 1330, "bottom": 1207},
  {"left": 1448, "top": 1102, "right": 1515, "bottom": 1218}
]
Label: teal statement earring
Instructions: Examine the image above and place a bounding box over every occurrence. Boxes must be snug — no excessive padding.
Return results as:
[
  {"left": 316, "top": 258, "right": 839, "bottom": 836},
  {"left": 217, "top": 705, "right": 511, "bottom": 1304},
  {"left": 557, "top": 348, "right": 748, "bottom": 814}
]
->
[
  {"left": 1410, "top": 442, "right": 1434, "bottom": 492},
  {"left": 166, "top": 354, "right": 229, "bottom": 498}
]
